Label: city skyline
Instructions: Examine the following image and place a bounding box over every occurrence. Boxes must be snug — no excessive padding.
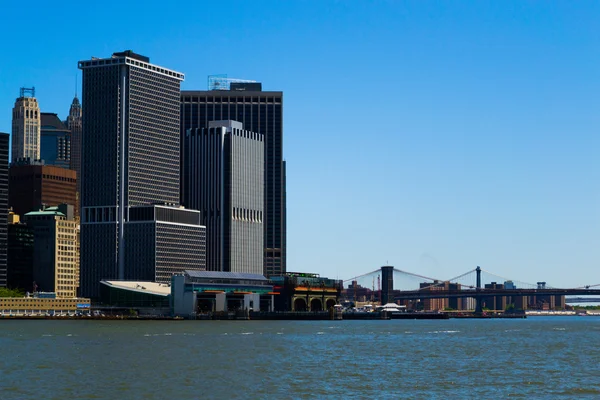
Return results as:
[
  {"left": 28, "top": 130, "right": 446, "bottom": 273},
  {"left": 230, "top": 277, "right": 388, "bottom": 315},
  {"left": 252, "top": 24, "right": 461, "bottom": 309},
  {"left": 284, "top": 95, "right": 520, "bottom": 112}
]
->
[{"left": 0, "top": 2, "right": 598, "bottom": 288}]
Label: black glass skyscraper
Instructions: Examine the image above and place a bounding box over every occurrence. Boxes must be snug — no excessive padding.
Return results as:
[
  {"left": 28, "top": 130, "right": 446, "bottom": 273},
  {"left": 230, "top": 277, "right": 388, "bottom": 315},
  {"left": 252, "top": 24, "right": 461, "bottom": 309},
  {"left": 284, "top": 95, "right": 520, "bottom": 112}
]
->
[
  {"left": 181, "top": 85, "right": 286, "bottom": 277},
  {"left": 0, "top": 133, "right": 8, "bottom": 286},
  {"left": 79, "top": 51, "right": 205, "bottom": 298}
]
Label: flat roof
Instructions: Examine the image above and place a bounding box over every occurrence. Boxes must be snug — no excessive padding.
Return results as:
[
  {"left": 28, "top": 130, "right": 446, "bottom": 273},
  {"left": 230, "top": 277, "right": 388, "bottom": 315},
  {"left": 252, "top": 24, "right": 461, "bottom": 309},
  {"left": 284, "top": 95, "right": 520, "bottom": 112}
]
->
[
  {"left": 24, "top": 211, "right": 65, "bottom": 217},
  {"left": 101, "top": 281, "right": 171, "bottom": 297},
  {"left": 78, "top": 55, "right": 184, "bottom": 81},
  {"left": 184, "top": 270, "right": 268, "bottom": 282},
  {"left": 181, "top": 90, "right": 282, "bottom": 97}
]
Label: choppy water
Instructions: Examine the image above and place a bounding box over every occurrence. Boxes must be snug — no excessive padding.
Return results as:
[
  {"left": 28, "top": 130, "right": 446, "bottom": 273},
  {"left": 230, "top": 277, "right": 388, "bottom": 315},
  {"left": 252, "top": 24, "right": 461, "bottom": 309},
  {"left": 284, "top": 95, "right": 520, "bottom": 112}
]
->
[{"left": 0, "top": 317, "right": 599, "bottom": 399}]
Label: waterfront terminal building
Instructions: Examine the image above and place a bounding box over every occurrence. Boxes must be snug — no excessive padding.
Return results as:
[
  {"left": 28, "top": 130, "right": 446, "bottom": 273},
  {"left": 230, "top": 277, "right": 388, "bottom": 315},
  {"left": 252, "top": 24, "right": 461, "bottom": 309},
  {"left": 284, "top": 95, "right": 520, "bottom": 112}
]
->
[
  {"left": 271, "top": 272, "right": 342, "bottom": 312},
  {"left": 172, "top": 271, "right": 274, "bottom": 316},
  {"left": 97, "top": 271, "right": 275, "bottom": 317}
]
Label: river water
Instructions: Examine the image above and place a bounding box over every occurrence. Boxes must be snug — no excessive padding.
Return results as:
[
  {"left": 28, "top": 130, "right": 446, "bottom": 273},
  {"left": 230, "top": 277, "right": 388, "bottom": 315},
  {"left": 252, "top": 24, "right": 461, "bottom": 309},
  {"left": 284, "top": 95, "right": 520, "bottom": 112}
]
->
[{"left": 0, "top": 317, "right": 598, "bottom": 399}]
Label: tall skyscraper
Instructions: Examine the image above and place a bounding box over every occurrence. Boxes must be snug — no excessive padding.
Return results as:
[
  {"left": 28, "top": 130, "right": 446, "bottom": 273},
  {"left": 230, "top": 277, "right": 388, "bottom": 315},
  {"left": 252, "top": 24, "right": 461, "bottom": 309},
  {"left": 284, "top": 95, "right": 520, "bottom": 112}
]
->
[
  {"left": 66, "top": 96, "right": 82, "bottom": 206},
  {"left": 184, "top": 120, "right": 264, "bottom": 274},
  {"left": 181, "top": 82, "right": 286, "bottom": 277},
  {"left": 40, "top": 112, "right": 71, "bottom": 168},
  {"left": 79, "top": 50, "right": 205, "bottom": 298},
  {"left": 0, "top": 133, "right": 8, "bottom": 286},
  {"left": 11, "top": 88, "right": 41, "bottom": 163}
]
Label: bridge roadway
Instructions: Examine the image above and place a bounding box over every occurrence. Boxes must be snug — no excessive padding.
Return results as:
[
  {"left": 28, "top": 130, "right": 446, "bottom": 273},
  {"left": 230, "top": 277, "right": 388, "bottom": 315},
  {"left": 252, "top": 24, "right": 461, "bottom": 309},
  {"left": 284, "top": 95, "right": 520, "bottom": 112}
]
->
[
  {"left": 565, "top": 297, "right": 600, "bottom": 303},
  {"left": 394, "top": 288, "right": 600, "bottom": 301}
]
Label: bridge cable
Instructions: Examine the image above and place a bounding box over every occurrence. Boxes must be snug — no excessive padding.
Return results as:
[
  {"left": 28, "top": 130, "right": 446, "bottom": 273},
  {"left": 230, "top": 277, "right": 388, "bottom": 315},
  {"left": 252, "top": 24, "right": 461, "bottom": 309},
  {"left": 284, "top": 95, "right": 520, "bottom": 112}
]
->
[
  {"left": 342, "top": 269, "right": 383, "bottom": 283},
  {"left": 418, "top": 269, "right": 477, "bottom": 291}
]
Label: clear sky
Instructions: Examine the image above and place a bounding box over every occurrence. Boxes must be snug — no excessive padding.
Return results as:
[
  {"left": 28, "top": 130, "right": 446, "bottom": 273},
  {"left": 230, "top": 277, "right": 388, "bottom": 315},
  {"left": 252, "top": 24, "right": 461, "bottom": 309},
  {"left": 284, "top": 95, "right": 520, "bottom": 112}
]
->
[{"left": 0, "top": 1, "right": 598, "bottom": 288}]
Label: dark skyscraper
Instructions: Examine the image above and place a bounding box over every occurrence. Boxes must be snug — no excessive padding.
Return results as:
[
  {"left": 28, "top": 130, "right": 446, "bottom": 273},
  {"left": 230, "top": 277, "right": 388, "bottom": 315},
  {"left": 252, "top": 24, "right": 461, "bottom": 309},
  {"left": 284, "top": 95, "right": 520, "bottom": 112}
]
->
[
  {"left": 0, "top": 133, "right": 8, "bottom": 286},
  {"left": 181, "top": 83, "right": 286, "bottom": 277},
  {"left": 184, "top": 120, "right": 264, "bottom": 274},
  {"left": 79, "top": 50, "right": 205, "bottom": 298},
  {"left": 40, "top": 112, "right": 71, "bottom": 168}
]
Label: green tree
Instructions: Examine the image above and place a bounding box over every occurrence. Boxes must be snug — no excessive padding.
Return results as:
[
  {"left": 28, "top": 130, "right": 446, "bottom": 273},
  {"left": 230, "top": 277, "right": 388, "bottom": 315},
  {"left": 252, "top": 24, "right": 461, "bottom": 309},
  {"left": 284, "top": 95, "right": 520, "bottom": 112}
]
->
[{"left": 0, "top": 288, "right": 25, "bottom": 298}]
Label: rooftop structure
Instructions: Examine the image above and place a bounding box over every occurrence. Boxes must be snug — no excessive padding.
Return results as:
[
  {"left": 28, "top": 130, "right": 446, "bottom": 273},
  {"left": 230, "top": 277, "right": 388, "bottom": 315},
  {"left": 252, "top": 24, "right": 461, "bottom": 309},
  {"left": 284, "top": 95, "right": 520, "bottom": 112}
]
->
[
  {"left": 20, "top": 87, "right": 35, "bottom": 98},
  {"left": 207, "top": 75, "right": 259, "bottom": 91},
  {"left": 185, "top": 270, "right": 268, "bottom": 284},
  {"left": 101, "top": 280, "right": 171, "bottom": 296}
]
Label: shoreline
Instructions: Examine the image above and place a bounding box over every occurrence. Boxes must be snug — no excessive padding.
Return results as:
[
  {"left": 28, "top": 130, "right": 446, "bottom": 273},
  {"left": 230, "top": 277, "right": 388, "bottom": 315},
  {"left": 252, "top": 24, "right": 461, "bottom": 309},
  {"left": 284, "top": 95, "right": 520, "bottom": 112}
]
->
[{"left": 1, "top": 311, "right": 597, "bottom": 321}]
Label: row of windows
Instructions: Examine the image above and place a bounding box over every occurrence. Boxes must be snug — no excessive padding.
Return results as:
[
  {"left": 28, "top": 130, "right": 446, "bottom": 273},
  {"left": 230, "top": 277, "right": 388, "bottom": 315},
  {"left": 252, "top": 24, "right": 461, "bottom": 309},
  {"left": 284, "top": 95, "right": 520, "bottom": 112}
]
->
[
  {"left": 13, "top": 108, "right": 39, "bottom": 119},
  {"left": 182, "top": 96, "right": 281, "bottom": 104}
]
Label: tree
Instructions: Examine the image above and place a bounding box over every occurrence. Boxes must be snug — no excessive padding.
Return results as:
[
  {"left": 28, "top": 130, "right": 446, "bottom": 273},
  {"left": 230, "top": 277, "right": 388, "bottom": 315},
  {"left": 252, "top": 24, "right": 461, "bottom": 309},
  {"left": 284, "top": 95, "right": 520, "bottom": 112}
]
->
[{"left": 0, "top": 288, "right": 25, "bottom": 298}]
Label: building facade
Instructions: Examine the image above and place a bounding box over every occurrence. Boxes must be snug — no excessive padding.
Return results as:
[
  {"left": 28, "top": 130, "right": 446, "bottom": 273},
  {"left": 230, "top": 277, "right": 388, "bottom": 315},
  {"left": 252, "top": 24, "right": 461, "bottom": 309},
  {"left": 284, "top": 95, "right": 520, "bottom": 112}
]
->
[
  {"left": 172, "top": 271, "right": 275, "bottom": 316},
  {"left": 40, "top": 112, "right": 71, "bottom": 168},
  {"left": 184, "top": 120, "right": 263, "bottom": 274},
  {"left": 8, "top": 162, "right": 77, "bottom": 217},
  {"left": 79, "top": 50, "right": 204, "bottom": 298},
  {"left": 66, "top": 96, "right": 82, "bottom": 205},
  {"left": 24, "top": 204, "right": 80, "bottom": 298},
  {"left": 65, "top": 95, "right": 83, "bottom": 214},
  {"left": 11, "top": 88, "right": 41, "bottom": 163},
  {"left": 271, "top": 272, "right": 342, "bottom": 312},
  {"left": 0, "top": 133, "right": 8, "bottom": 286},
  {"left": 124, "top": 205, "right": 206, "bottom": 283},
  {"left": 0, "top": 296, "right": 90, "bottom": 315},
  {"left": 181, "top": 85, "right": 286, "bottom": 277},
  {"left": 7, "top": 212, "right": 34, "bottom": 291},
  {"left": 418, "top": 282, "right": 448, "bottom": 311}
]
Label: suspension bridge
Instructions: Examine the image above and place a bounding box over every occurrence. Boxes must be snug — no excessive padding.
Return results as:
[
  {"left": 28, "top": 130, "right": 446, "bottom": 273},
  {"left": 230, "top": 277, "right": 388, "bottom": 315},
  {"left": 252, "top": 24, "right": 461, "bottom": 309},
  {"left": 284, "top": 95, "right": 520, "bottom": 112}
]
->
[{"left": 343, "top": 266, "right": 600, "bottom": 313}]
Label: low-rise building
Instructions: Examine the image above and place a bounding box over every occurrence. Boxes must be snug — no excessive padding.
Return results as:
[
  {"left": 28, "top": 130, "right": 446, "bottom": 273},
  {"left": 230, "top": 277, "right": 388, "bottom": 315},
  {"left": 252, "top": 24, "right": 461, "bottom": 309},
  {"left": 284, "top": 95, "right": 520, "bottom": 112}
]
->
[
  {"left": 172, "top": 271, "right": 275, "bottom": 316},
  {"left": 99, "top": 280, "right": 171, "bottom": 315},
  {"left": 7, "top": 212, "right": 34, "bottom": 291},
  {"left": 24, "top": 204, "right": 79, "bottom": 298},
  {"left": 0, "top": 295, "right": 90, "bottom": 315},
  {"left": 98, "top": 271, "right": 275, "bottom": 317},
  {"left": 270, "top": 272, "right": 342, "bottom": 312}
]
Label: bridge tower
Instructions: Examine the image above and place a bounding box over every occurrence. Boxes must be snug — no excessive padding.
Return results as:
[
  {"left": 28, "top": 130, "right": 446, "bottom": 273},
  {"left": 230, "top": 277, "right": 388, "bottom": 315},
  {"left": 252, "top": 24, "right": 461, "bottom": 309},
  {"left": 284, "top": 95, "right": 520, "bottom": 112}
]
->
[
  {"left": 381, "top": 266, "right": 394, "bottom": 305},
  {"left": 475, "top": 266, "right": 483, "bottom": 313}
]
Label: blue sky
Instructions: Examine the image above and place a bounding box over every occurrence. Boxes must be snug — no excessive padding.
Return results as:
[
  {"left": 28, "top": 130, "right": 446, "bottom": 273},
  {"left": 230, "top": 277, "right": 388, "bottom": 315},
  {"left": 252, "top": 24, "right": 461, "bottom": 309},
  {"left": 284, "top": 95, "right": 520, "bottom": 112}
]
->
[{"left": 0, "top": 1, "right": 598, "bottom": 287}]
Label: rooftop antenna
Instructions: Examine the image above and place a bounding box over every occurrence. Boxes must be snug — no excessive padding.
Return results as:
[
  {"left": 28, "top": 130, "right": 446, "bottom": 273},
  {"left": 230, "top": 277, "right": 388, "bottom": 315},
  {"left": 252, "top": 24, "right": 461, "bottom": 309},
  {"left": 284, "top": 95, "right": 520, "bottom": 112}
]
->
[
  {"left": 20, "top": 87, "right": 35, "bottom": 98},
  {"left": 75, "top": 73, "right": 78, "bottom": 98}
]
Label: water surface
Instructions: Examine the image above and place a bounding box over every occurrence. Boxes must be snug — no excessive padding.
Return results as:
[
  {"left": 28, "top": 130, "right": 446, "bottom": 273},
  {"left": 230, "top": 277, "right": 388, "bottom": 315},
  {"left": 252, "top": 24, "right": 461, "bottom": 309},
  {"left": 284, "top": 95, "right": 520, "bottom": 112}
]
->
[{"left": 0, "top": 317, "right": 598, "bottom": 399}]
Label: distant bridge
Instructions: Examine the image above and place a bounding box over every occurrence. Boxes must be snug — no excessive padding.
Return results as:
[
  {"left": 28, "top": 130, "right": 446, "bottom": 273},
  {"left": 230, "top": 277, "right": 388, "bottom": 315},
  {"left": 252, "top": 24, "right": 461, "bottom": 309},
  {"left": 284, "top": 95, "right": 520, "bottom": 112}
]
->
[
  {"left": 344, "top": 266, "right": 600, "bottom": 313},
  {"left": 394, "top": 288, "right": 600, "bottom": 300}
]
